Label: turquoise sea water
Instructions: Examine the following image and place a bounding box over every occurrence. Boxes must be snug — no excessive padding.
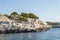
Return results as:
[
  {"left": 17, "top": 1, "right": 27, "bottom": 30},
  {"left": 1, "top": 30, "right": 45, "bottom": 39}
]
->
[{"left": 0, "top": 28, "right": 60, "bottom": 40}]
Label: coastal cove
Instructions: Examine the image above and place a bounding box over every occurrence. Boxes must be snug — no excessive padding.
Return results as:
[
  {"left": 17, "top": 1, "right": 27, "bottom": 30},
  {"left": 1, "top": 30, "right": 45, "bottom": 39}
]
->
[{"left": 0, "top": 28, "right": 60, "bottom": 40}]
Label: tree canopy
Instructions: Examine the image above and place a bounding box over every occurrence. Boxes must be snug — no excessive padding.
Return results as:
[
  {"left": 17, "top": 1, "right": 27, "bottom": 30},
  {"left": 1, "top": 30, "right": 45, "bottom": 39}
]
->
[
  {"left": 46, "top": 22, "right": 59, "bottom": 25},
  {"left": 11, "top": 12, "right": 19, "bottom": 18},
  {"left": 20, "top": 12, "right": 39, "bottom": 19},
  {"left": 29, "top": 13, "right": 39, "bottom": 19},
  {"left": 4, "top": 12, "right": 39, "bottom": 21}
]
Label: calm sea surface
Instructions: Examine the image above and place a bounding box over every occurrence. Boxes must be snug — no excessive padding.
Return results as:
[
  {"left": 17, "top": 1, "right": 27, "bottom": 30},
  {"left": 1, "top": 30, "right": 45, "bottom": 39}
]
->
[{"left": 0, "top": 28, "right": 60, "bottom": 40}]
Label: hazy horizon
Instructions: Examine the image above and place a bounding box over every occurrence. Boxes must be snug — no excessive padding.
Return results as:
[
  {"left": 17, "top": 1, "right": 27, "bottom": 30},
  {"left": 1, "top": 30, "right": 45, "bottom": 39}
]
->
[{"left": 0, "top": 0, "right": 60, "bottom": 22}]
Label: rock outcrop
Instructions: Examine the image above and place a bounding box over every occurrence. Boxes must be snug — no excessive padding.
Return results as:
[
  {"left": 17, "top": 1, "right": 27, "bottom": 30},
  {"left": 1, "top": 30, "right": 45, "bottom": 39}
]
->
[{"left": 0, "top": 15, "right": 50, "bottom": 33}]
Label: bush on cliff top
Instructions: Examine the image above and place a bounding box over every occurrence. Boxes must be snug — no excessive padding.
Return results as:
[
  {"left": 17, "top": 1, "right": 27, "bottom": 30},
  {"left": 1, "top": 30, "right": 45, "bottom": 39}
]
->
[{"left": 4, "top": 12, "right": 39, "bottom": 21}]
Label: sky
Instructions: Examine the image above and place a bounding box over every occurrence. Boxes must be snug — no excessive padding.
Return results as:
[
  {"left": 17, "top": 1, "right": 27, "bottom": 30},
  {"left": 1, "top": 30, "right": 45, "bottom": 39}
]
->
[{"left": 0, "top": 0, "right": 60, "bottom": 22}]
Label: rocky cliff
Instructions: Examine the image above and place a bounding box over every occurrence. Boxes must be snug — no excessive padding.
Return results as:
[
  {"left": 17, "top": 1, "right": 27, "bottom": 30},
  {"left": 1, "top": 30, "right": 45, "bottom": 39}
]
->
[{"left": 0, "top": 15, "right": 50, "bottom": 33}]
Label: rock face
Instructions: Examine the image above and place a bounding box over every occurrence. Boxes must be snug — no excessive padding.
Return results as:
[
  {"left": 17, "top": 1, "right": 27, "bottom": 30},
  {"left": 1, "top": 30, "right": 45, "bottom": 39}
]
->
[{"left": 0, "top": 15, "right": 50, "bottom": 33}]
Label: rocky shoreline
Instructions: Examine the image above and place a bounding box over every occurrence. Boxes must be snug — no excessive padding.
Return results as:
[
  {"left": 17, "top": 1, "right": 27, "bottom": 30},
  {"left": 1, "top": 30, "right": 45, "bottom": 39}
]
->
[
  {"left": 0, "top": 27, "right": 50, "bottom": 34},
  {"left": 0, "top": 13, "right": 51, "bottom": 34}
]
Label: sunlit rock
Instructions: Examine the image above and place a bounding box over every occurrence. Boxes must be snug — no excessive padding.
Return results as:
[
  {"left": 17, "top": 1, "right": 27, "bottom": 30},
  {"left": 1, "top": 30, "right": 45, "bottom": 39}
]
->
[{"left": 0, "top": 15, "right": 50, "bottom": 33}]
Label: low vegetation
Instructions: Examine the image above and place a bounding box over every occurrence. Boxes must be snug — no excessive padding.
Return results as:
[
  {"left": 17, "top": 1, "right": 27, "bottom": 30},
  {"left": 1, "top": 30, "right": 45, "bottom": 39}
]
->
[
  {"left": 4, "top": 12, "right": 39, "bottom": 21},
  {"left": 46, "top": 22, "right": 59, "bottom": 25}
]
